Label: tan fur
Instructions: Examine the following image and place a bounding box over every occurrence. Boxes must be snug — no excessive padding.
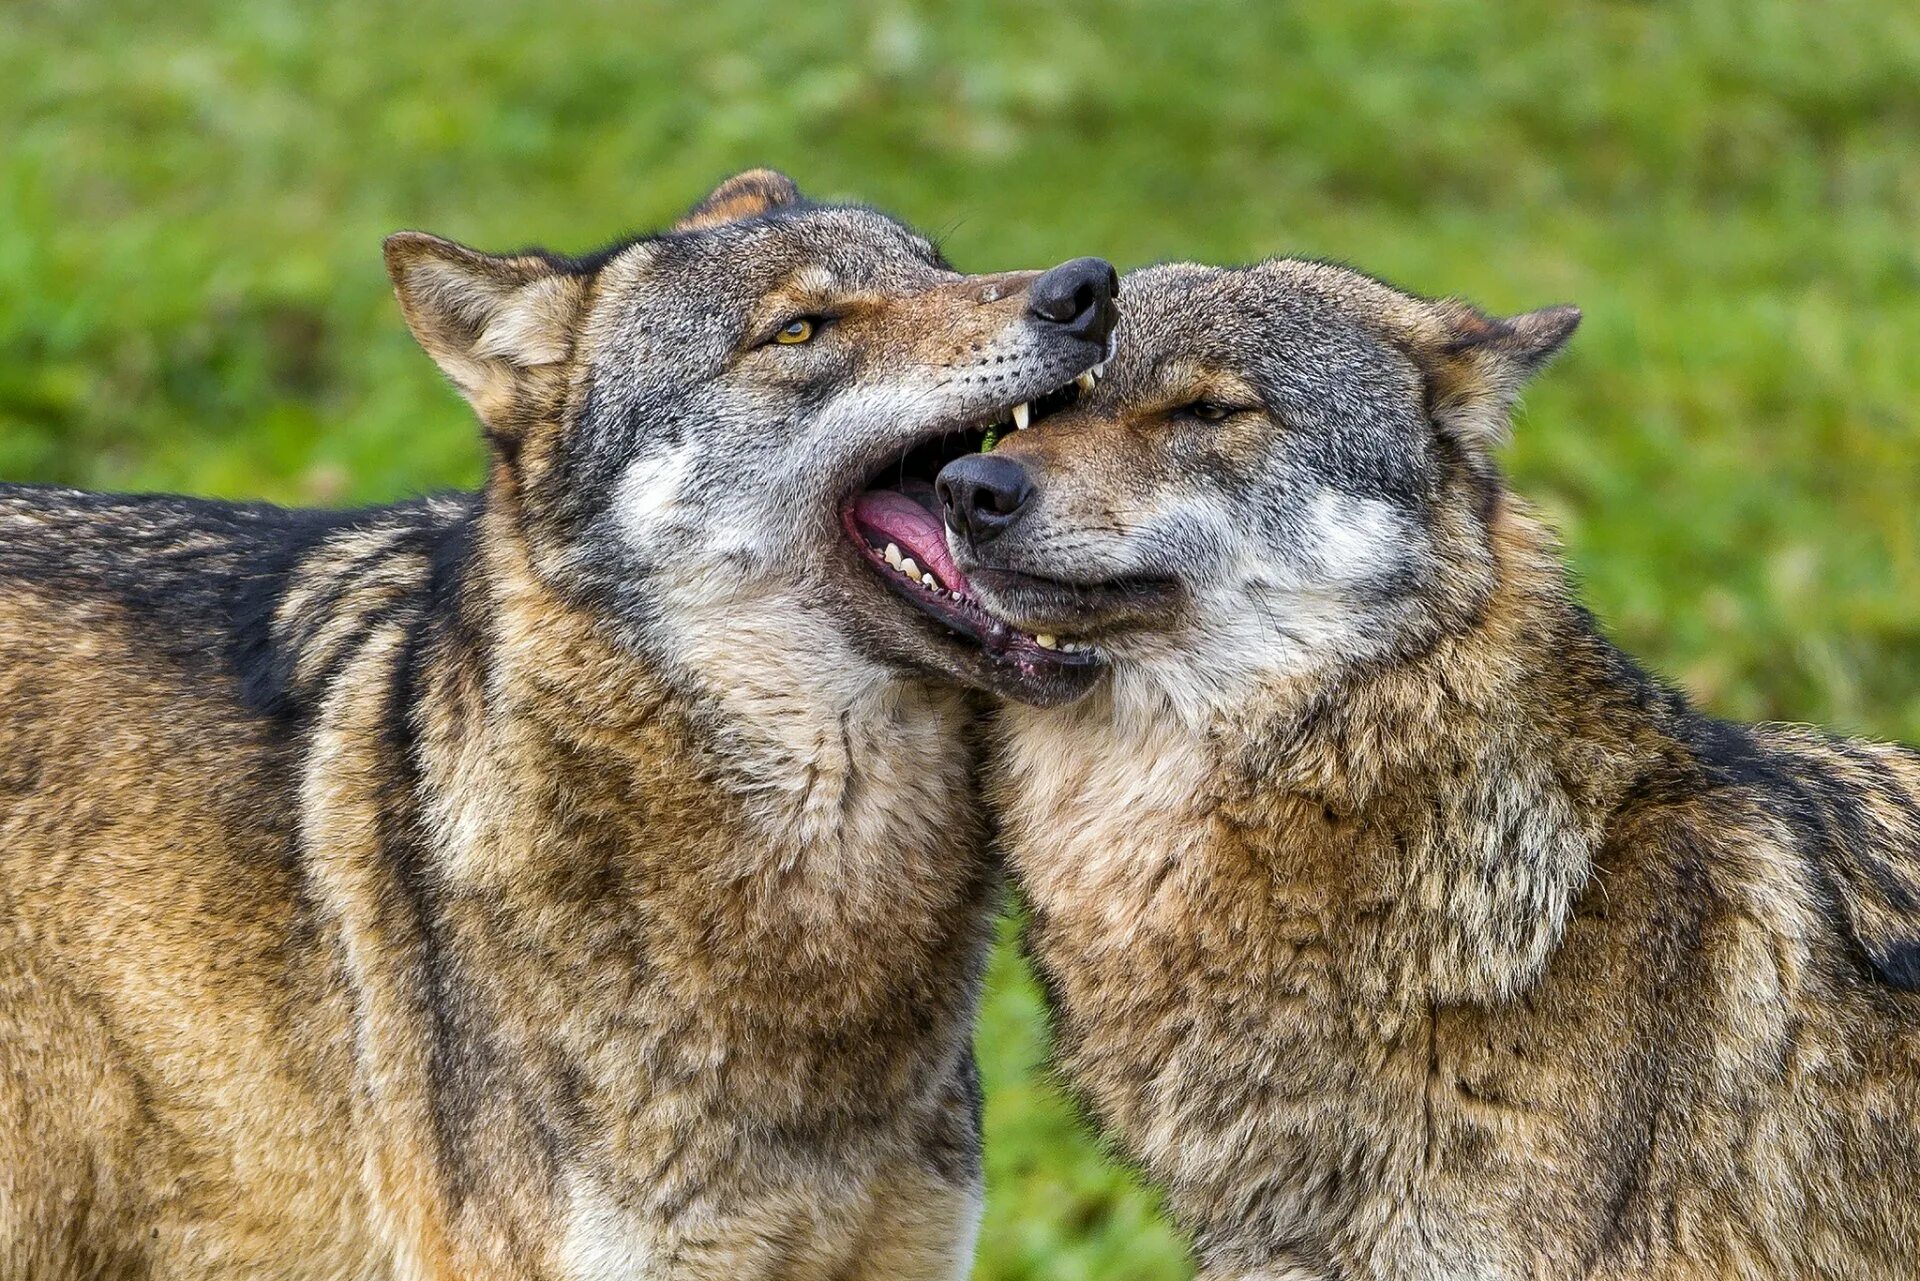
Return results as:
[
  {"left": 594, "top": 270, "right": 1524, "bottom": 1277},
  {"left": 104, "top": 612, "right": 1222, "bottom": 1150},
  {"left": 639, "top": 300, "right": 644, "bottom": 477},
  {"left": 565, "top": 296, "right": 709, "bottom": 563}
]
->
[
  {"left": 979, "top": 263, "right": 1920, "bottom": 1279},
  {"left": 0, "top": 173, "right": 1056, "bottom": 1279},
  {"left": 1001, "top": 512, "right": 1920, "bottom": 1278},
  {"left": 0, "top": 502, "right": 994, "bottom": 1281}
]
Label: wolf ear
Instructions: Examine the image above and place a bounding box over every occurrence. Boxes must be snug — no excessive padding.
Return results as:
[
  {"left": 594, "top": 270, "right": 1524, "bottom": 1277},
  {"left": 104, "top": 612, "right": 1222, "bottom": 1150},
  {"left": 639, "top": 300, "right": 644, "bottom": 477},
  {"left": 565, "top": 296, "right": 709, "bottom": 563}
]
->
[
  {"left": 383, "top": 232, "right": 590, "bottom": 431},
  {"left": 1420, "top": 303, "right": 1580, "bottom": 450},
  {"left": 676, "top": 168, "right": 802, "bottom": 231}
]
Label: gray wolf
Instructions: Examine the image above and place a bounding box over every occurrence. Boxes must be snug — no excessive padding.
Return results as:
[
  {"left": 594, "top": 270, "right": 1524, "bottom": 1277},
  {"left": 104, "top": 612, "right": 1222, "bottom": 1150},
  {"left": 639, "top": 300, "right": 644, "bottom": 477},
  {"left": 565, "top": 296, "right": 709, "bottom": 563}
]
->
[
  {"left": 934, "top": 259, "right": 1920, "bottom": 1279},
  {"left": 0, "top": 170, "right": 1115, "bottom": 1280}
]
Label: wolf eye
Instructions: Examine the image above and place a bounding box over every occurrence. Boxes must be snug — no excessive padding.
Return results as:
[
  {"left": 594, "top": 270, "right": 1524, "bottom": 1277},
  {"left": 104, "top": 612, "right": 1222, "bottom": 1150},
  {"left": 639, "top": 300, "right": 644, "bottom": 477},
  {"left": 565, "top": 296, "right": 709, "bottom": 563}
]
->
[
  {"left": 1184, "top": 400, "right": 1235, "bottom": 422},
  {"left": 773, "top": 317, "right": 819, "bottom": 345}
]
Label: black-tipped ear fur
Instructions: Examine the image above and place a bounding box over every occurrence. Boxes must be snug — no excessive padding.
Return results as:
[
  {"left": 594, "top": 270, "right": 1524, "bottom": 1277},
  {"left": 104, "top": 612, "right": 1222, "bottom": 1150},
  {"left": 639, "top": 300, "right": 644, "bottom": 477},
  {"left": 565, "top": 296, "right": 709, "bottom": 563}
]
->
[
  {"left": 1423, "top": 302, "right": 1580, "bottom": 449},
  {"left": 383, "top": 232, "right": 590, "bottom": 436},
  {"left": 675, "top": 169, "right": 803, "bottom": 231}
]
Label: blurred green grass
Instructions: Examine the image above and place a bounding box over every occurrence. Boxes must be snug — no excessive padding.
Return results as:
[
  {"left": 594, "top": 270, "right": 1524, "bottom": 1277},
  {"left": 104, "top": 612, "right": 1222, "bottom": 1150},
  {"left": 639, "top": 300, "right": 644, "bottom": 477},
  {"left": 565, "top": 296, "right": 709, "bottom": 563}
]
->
[{"left": 4, "top": 1, "right": 1917, "bottom": 1275}]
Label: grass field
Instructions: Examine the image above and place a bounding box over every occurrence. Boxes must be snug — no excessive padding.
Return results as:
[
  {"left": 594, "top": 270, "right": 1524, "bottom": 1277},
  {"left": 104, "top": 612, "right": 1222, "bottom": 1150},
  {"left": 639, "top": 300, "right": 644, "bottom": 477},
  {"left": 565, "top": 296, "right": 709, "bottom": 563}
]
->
[{"left": 5, "top": 1, "right": 1918, "bottom": 1275}]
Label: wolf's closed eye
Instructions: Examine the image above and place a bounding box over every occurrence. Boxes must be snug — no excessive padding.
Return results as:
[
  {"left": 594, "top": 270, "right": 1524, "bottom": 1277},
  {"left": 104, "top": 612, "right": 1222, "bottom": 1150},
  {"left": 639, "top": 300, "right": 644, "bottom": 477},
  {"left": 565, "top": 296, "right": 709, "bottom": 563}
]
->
[{"left": 1180, "top": 400, "right": 1244, "bottom": 423}]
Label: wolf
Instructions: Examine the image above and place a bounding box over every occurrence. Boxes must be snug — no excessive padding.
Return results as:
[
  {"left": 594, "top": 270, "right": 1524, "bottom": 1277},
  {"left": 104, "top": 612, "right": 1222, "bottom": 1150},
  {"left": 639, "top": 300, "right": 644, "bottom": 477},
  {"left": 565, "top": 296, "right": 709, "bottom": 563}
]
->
[
  {"left": 0, "top": 170, "right": 1117, "bottom": 1280},
  {"left": 925, "top": 260, "right": 1920, "bottom": 1279}
]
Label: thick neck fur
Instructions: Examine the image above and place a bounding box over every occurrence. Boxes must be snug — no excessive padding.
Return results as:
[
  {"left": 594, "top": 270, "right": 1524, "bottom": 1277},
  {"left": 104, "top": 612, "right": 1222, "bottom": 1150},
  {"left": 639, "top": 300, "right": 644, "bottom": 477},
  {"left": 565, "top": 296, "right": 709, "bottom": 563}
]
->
[
  {"left": 1001, "top": 505, "right": 1668, "bottom": 1008},
  {"left": 995, "top": 506, "right": 1681, "bottom": 1269},
  {"left": 295, "top": 483, "right": 993, "bottom": 1268},
  {"left": 455, "top": 490, "right": 983, "bottom": 902}
]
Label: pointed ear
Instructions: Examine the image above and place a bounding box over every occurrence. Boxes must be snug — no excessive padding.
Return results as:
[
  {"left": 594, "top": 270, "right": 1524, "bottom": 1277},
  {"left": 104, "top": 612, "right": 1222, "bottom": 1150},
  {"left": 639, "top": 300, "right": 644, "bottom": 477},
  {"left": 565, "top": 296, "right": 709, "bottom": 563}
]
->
[
  {"left": 383, "top": 232, "right": 590, "bottom": 431},
  {"left": 675, "top": 168, "right": 802, "bottom": 231},
  {"left": 1420, "top": 302, "right": 1580, "bottom": 450}
]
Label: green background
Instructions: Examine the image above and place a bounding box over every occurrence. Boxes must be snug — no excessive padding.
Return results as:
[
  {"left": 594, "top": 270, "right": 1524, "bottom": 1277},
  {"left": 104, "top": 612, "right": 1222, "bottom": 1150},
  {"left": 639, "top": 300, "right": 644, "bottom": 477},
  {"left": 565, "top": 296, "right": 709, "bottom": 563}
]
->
[{"left": 6, "top": 2, "right": 1918, "bottom": 1275}]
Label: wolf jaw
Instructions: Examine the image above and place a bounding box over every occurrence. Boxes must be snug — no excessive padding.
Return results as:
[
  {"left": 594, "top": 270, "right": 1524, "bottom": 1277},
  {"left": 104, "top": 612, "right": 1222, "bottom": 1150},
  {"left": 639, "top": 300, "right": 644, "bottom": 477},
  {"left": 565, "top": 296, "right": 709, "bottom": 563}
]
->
[{"left": 840, "top": 364, "right": 1107, "bottom": 679}]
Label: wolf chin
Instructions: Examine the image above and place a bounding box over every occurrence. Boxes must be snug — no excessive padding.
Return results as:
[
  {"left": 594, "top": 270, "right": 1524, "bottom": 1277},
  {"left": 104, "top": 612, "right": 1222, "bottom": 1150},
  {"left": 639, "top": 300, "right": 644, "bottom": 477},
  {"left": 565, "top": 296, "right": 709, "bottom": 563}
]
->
[
  {"left": 947, "top": 260, "right": 1920, "bottom": 1279},
  {"left": 0, "top": 171, "right": 1114, "bottom": 1280}
]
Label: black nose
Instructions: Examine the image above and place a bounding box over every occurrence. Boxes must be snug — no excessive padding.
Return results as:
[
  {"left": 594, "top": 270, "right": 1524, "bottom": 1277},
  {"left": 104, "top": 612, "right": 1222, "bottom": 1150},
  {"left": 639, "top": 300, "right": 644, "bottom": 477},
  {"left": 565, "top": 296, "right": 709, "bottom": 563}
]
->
[
  {"left": 937, "top": 453, "right": 1034, "bottom": 546},
  {"left": 1028, "top": 256, "right": 1120, "bottom": 346}
]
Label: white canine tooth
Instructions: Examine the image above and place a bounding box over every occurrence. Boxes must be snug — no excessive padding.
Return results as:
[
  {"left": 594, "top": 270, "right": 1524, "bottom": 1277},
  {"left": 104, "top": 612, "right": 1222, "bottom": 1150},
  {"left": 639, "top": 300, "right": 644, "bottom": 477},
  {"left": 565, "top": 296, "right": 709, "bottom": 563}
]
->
[
  {"left": 1012, "top": 402, "right": 1031, "bottom": 430},
  {"left": 1076, "top": 370, "right": 1096, "bottom": 393},
  {"left": 1035, "top": 634, "right": 1058, "bottom": 650},
  {"left": 900, "top": 557, "right": 921, "bottom": 582},
  {"left": 1094, "top": 360, "right": 1107, "bottom": 377},
  {"left": 884, "top": 543, "right": 902, "bottom": 567}
]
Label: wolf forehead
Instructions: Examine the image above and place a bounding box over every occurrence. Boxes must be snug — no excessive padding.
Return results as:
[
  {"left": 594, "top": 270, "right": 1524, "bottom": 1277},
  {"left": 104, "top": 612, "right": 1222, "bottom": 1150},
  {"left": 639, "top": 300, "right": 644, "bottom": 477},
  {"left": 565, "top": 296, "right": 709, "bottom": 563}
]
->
[
  {"left": 1102, "top": 260, "right": 1439, "bottom": 397},
  {"left": 1090, "top": 257, "right": 1577, "bottom": 488},
  {"left": 589, "top": 203, "right": 951, "bottom": 314},
  {"left": 1064, "top": 262, "right": 1463, "bottom": 500}
]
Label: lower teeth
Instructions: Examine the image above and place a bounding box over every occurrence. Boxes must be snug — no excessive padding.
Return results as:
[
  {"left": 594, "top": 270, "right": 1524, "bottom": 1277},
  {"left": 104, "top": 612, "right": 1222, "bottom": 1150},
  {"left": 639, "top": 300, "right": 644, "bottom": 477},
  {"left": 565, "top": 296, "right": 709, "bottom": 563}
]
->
[{"left": 870, "top": 543, "right": 1090, "bottom": 657}]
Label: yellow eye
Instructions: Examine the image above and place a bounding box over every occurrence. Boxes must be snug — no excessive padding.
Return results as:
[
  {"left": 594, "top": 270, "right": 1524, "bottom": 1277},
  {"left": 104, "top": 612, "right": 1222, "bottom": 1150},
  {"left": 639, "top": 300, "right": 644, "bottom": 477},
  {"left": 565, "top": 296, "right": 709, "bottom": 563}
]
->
[
  {"left": 774, "top": 317, "right": 816, "bottom": 345},
  {"left": 1187, "top": 400, "right": 1232, "bottom": 422}
]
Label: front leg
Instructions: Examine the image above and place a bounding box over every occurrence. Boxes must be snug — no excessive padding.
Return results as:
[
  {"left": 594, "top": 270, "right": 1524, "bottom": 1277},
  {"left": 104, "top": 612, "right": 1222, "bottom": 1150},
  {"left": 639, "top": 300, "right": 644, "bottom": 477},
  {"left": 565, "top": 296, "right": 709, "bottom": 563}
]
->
[
  {"left": 835, "top": 1054, "right": 984, "bottom": 1281},
  {"left": 834, "top": 1163, "right": 983, "bottom": 1281}
]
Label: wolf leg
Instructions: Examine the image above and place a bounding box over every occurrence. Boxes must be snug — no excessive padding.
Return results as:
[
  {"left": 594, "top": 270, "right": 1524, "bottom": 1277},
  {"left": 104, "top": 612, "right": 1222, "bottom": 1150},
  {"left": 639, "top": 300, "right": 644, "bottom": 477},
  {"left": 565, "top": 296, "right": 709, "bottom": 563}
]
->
[
  {"left": 834, "top": 1164, "right": 983, "bottom": 1281},
  {"left": 0, "top": 933, "right": 156, "bottom": 1279}
]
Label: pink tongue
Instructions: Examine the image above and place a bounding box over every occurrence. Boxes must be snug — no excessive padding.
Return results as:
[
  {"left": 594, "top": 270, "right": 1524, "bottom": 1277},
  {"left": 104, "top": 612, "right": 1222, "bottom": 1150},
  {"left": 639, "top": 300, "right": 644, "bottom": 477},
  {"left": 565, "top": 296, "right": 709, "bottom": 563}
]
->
[{"left": 849, "top": 489, "right": 970, "bottom": 593}]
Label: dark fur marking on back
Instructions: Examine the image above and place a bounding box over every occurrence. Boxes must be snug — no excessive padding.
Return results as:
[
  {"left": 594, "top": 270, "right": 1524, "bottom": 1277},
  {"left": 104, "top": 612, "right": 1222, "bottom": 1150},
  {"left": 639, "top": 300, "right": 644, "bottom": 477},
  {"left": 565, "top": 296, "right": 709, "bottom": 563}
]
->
[
  {"left": 1691, "top": 717, "right": 1920, "bottom": 991},
  {"left": 0, "top": 482, "right": 476, "bottom": 725}
]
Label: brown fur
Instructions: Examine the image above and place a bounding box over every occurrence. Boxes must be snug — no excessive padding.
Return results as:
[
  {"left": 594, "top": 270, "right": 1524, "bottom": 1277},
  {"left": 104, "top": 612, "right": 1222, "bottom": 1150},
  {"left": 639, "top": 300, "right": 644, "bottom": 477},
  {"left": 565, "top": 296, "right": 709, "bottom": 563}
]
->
[
  {"left": 975, "top": 262, "right": 1920, "bottom": 1279},
  {"left": 0, "top": 173, "right": 1093, "bottom": 1279}
]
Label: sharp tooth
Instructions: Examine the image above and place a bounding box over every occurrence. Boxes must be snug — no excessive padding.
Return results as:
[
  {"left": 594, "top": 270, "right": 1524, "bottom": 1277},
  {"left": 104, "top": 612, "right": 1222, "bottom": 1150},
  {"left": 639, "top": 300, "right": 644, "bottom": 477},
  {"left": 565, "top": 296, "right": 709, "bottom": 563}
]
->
[
  {"left": 884, "top": 543, "right": 902, "bottom": 567},
  {"left": 1076, "top": 370, "right": 1096, "bottom": 393},
  {"left": 923, "top": 575, "right": 940, "bottom": 591},
  {"left": 1094, "top": 360, "right": 1107, "bottom": 378},
  {"left": 950, "top": 590, "right": 962, "bottom": 600},
  {"left": 900, "top": 558, "right": 921, "bottom": 582},
  {"left": 1012, "top": 402, "right": 1031, "bottom": 430},
  {"left": 1035, "top": 634, "right": 1058, "bottom": 650}
]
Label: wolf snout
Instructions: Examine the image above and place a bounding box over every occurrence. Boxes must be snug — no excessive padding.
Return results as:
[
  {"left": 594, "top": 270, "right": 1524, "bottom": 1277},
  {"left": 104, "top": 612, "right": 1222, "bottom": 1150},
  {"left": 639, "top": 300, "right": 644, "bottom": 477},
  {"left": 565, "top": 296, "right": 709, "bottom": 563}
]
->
[
  {"left": 1028, "top": 257, "right": 1120, "bottom": 345},
  {"left": 937, "top": 453, "right": 1034, "bottom": 545}
]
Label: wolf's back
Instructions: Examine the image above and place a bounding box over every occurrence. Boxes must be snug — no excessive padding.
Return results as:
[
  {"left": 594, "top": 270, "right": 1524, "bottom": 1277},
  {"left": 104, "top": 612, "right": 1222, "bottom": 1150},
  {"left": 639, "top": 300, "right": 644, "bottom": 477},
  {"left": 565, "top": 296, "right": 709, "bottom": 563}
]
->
[
  {"left": 1694, "top": 717, "right": 1920, "bottom": 994},
  {"left": 0, "top": 481, "right": 469, "bottom": 1279},
  {"left": 0, "top": 482, "right": 474, "bottom": 716}
]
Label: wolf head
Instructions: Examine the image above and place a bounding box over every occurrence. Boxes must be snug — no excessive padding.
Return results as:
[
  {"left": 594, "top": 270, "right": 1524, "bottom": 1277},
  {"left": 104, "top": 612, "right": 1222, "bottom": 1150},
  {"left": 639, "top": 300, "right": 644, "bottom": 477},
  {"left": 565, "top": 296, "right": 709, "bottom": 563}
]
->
[
  {"left": 384, "top": 171, "right": 1117, "bottom": 705},
  {"left": 934, "top": 259, "right": 1578, "bottom": 716}
]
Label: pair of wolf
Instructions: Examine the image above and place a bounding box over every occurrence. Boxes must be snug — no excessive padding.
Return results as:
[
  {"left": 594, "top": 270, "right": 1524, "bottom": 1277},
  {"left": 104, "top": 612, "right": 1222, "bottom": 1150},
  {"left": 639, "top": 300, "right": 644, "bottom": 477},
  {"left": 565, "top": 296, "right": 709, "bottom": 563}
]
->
[{"left": 2, "top": 171, "right": 1916, "bottom": 1281}]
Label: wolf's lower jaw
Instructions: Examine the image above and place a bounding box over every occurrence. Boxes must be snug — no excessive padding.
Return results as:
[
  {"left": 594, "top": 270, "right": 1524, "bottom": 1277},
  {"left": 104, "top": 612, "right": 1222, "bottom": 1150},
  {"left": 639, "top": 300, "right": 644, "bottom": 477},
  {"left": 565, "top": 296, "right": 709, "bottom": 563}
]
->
[
  {"left": 852, "top": 521, "right": 1090, "bottom": 656},
  {"left": 869, "top": 536, "right": 1089, "bottom": 652},
  {"left": 838, "top": 368, "right": 1104, "bottom": 671}
]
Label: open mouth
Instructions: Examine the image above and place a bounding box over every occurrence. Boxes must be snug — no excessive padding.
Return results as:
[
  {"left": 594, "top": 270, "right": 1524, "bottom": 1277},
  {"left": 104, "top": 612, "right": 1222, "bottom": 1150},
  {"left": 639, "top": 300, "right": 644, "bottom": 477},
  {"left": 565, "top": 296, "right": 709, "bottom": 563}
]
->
[{"left": 837, "top": 367, "right": 1105, "bottom": 673}]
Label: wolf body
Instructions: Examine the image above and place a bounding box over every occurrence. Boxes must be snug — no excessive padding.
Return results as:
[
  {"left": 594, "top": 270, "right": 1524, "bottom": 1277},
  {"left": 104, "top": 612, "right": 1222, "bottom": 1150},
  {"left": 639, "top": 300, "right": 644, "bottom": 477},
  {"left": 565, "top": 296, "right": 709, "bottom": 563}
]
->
[
  {"left": 942, "top": 261, "right": 1920, "bottom": 1279},
  {"left": 0, "top": 172, "right": 1113, "bottom": 1280}
]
